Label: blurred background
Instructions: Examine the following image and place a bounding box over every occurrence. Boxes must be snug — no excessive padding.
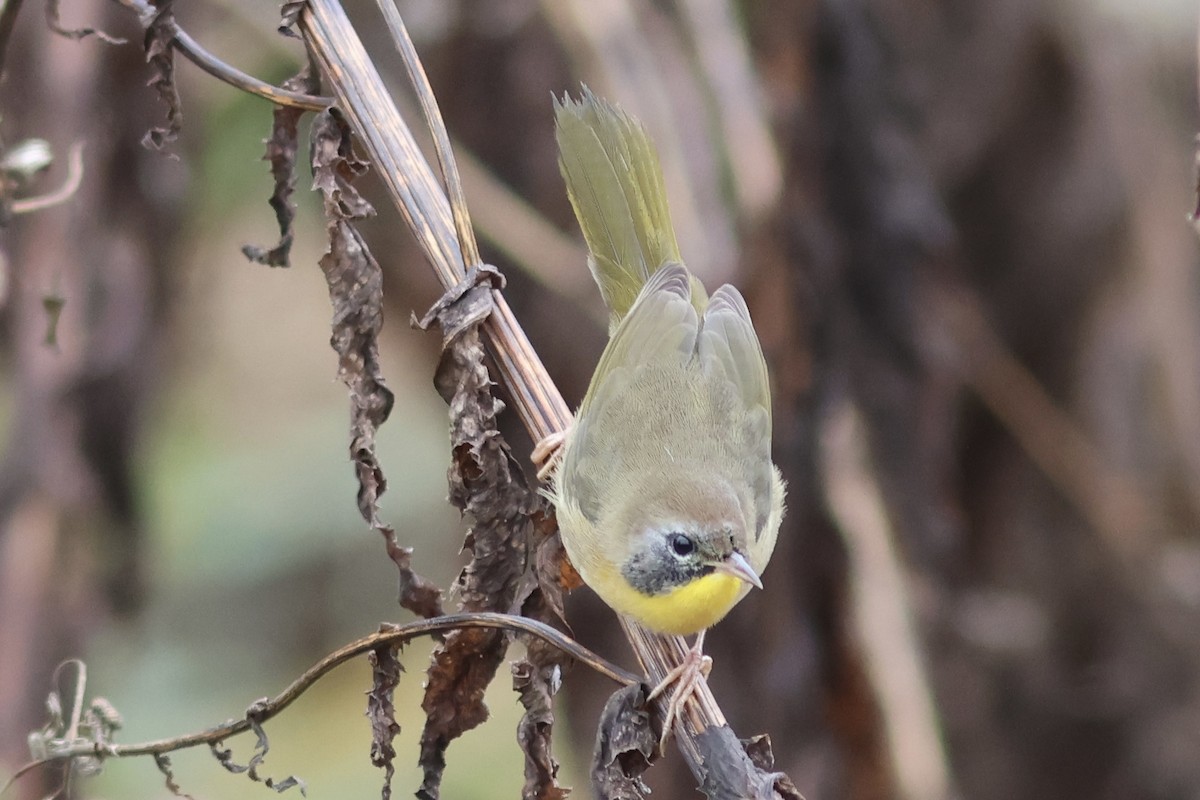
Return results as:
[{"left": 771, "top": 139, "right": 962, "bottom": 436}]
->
[{"left": 1, "top": 1, "right": 1199, "bottom": 799}]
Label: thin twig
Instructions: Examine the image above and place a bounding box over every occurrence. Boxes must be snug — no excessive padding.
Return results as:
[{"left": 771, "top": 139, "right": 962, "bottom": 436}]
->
[
  {"left": 116, "top": 0, "right": 331, "bottom": 112},
  {"left": 451, "top": 145, "right": 598, "bottom": 309},
  {"left": 168, "top": 22, "right": 331, "bottom": 112},
  {"left": 60, "top": 660, "right": 87, "bottom": 742},
  {"left": 0, "top": 613, "right": 637, "bottom": 794}
]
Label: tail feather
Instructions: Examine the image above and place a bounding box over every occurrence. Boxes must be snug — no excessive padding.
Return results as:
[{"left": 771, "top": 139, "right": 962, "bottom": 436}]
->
[{"left": 555, "top": 87, "right": 684, "bottom": 330}]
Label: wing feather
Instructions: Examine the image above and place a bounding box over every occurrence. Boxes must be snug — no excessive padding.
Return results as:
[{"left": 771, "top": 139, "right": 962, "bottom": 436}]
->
[
  {"left": 564, "top": 264, "right": 698, "bottom": 521},
  {"left": 697, "top": 284, "right": 779, "bottom": 550},
  {"left": 576, "top": 263, "right": 698, "bottom": 418},
  {"left": 697, "top": 285, "right": 772, "bottom": 426}
]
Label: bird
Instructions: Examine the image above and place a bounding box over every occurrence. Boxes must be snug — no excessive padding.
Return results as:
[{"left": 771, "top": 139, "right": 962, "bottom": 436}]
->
[{"left": 540, "top": 88, "right": 785, "bottom": 748}]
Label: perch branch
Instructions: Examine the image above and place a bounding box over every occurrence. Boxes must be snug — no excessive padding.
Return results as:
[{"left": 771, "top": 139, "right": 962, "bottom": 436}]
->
[{"left": 1, "top": 613, "right": 637, "bottom": 792}]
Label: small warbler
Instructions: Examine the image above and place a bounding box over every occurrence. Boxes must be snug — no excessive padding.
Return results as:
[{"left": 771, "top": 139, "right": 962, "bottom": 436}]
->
[{"left": 540, "top": 89, "right": 785, "bottom": 744}]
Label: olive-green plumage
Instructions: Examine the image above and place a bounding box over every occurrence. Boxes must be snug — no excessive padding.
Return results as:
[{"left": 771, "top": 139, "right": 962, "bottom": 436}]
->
[
  {"left": 550, "top": 90, "right": 784, "bottom": 637},
  {"left": 554, "top": 87, "right": 706, "bottom": 331}
]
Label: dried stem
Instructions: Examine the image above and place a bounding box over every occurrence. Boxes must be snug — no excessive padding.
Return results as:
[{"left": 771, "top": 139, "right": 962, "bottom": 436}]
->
[
  {"left": 169, "top": 22, "right": 330, "bottom": 111},
  {"left": 301, "top": 0, "right": 570, "bottom": 443},
  {"left": 1, "top": 613, "right": 636, "bottom": 793},
  {"left": 373, "top": 0, "right": 480, "bottom": 268},
  {"left": 117, "top": 0, "right": 331, "bottom": 111}
]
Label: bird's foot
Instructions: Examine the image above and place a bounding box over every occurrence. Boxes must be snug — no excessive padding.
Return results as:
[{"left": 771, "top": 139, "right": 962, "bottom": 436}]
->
[
  {"left": 647, "top": 631, "right": 712, "bottom": 754},
  {"left": 532, "top": 429, "right": 568, "bottom": 482}
]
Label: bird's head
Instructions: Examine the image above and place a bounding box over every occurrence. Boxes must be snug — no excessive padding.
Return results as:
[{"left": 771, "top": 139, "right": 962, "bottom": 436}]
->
[{"left": 620, "top": 517, "right": 761, "bottom": 597}]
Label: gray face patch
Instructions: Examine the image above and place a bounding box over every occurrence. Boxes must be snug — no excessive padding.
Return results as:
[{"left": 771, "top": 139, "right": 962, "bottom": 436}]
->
[{"left": 621, "top": 530, "right": 727, "bottom": 596}]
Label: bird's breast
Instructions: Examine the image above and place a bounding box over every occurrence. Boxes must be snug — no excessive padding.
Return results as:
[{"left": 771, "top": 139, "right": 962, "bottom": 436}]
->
[{"left": 592, "top": 567, "right": 747, "bottom": 636}]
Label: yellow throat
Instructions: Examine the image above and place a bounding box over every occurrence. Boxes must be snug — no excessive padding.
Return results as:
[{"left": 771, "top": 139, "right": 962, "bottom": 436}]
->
[{"left": 594, "top": 567, "right": 746, "bottom": 636}]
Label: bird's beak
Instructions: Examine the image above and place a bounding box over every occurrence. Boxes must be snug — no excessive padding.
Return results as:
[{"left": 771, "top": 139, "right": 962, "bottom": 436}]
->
[{"left": 714, "top": 551, "right": 763, "bottom": 589}]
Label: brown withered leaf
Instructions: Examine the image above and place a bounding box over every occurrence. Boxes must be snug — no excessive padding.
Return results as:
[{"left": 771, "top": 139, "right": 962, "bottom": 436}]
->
[
  {"left": 694, "top": 726, "right": 802, "bottom": 800},
  {"left": 243, "top": 65, "right": 321, "bottom": 268},
  {"left": 416, "top": 628, "right": 506, "bottom": 800},
  {"left": 210, "top": 702, "right": 307, "bottom": 796},
  {"left": 413, "top": 264, "right": 564, "bottom": 799},
  {"left": 591, "top": 684, "right": 656, "bottom": 800},
  {"left": 311, "top": 111, "right": 372, "bottom": 220},
  {"left": 311, "top": 109, "right": 442, "bottom": 619},
  {"left": 741, "top": 734, "right": 776, "bottom": 772},
  {"left": 386, "top": 537, "right": 444, "bottom": 621},
  {"left": 154, "top": 753, "right": 196, "bottom": 800},
  {"left": 508, "top": 509, "right": 576, "bottom": 799},
  {"left": 367, "top": 630, "right": 404, "bottom": 800},
  {"left": 141, "top": 4, "right": 182, "bottom": 152},
  {"left": 512, "top": 656, "right": 569, "bottom": 800},
  {"left": 511, "top": 507, "right": 576, "bottom": 627},
  {"left": 740, "top": 736, "right": 803, "bottom": 800}
]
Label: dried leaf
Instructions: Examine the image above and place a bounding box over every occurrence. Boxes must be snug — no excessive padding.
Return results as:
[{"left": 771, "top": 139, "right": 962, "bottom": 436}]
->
[
  {"left": 310, "top": 109, "right": 443, "bottom": 619},
  {"left": 210, "top": 703, "right": 307, "bottom": 796},
  {"left": 367, "top": 632, "right": 404, "bottom": 800},
  {"left": 279, "top": 1, "right": 306, "bottom": 38},
  {"left": 512, "top": 660, "right": 569, "bottom": 800},
  {"left": 243, "top": 65, "right": 320, "bottom": 268},
  {"left": 511, "top": 508, "right": 575, "bottom": 626},
  {"left": 45, "top": 0, "right": 126, "bottom": 44},
  {"left": 741, "top": 736, "right": 804, "bottom": 800},
  {"left": 740, "top": 734, "right": 775, "bottom": 771},
  {"left": 417, "top": 629, "right": 506, "bottom": 800},
  {"left": 413, "top": 264, "right": 557, "bottom": 799},
  {"left": 509, "top": 516, "right": 575, "bottom": 800},
  {"left": 155, "top": 753, "right": 196, "bottom": 800},
  {"left": 694, "top": 726, "right": 800, "bottom": 800},
  {"left": 389, "top": 539, "right": 445, "bottom": 620},
  {"left": 591, "top": 684, "right": 656, "bottom": 800},
  {"left": 141, "top": 5, "right": 182, "bottom": 152}
]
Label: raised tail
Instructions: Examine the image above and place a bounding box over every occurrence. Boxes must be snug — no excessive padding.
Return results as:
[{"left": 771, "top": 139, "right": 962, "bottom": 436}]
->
[{"left": 555, "top": 88, "right": 698, "bottom": 331}]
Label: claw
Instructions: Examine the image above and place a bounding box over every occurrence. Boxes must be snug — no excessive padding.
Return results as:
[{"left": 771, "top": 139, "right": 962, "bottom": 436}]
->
[
  {"left": 647, "top": 630, "right": 711, "bottom": 753},
  {"left": 532, "top": 429, "right": 568, "bottom": 482}
]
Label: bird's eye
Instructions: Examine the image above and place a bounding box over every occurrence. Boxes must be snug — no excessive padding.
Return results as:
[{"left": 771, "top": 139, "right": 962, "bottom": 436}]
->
[{"left": 669, "top": 534, "right": 695, "bottom": 557}]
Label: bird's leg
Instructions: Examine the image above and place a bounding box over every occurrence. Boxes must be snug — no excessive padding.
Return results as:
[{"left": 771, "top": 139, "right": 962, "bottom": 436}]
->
[
  {"left": 532, "top": 428, "right": 568, "bottom": 482},
  {"left": 646, "top": 630, "right": 712, "bottom": 753}
]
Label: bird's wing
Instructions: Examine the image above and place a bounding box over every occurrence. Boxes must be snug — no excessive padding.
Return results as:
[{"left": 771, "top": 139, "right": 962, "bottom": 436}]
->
[
  {"left": 696, "top": 285, "right": 772, "bottom": 427},
  {"left": 555, "top": 88, "right": 683, "bottom": 330},
  {"left": 576, "top": 262, "right": 699, "bottom": 419},
  {"left": 563, "top": 263, "right": 699, "bottom": 521},
  {"left": 696, "top": 284, "right": 782, "bottom": 561}
]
